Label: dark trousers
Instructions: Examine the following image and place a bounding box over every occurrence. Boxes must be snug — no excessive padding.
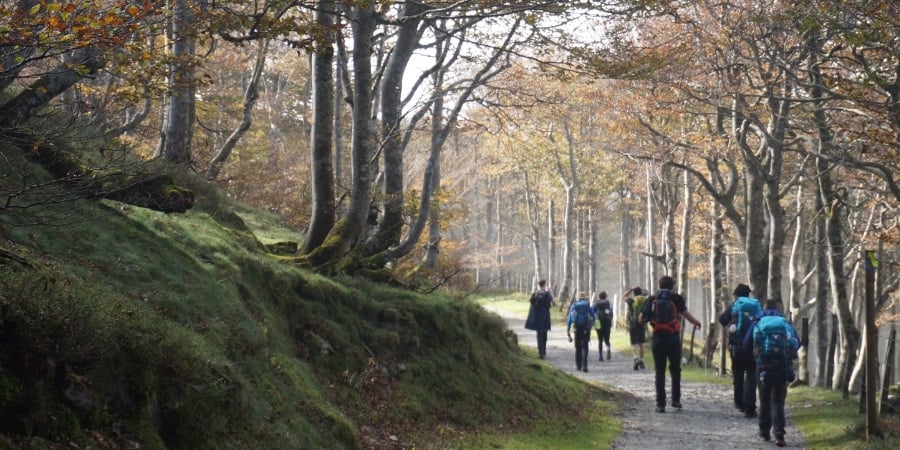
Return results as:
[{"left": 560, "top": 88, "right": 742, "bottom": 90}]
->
[
  {"left": 759, "top": 370, "right": 788, "bottom": 439},
  {"left": 651, "top": 332, "right": 682, "bottom": 407},
  {"left": 536, "top": 330, "right": 548, "bottom": 357},
  {"left": 732, "top": 347, "right": 757, "bottom": 411},
  {"left": 595, "top": 323, "right": 611, "bottom": 358},
  {"left": 574, "top": 327, "right": 591, "bottom": 370}
]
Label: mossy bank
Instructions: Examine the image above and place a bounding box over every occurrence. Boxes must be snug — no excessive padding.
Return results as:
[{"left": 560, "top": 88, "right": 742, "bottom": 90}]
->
[{"left": 0, "top": 141, "right": 610, "bottom": 449}]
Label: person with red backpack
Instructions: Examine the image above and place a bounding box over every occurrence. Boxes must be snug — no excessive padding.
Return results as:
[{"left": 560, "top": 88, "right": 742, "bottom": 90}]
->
[{"left": 638, "top": 276, "right": 702, "bottom": 413}]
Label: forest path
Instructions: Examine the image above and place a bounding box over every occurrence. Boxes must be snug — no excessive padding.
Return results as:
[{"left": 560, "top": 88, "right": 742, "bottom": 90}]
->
[{"left": 486, "top": 306, "right": 808, "bottom": 449}]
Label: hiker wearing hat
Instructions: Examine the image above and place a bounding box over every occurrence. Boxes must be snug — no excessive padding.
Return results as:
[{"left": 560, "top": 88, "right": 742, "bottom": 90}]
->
[
  {"left": 726, "top": 283, "right": 763, "bottom": 417},
  {"left": 566, "top": 292, "right": 596, "bottom": 373}
]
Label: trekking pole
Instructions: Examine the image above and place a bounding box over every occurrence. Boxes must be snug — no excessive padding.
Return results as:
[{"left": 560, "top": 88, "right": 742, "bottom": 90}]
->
[{"left": 689, "top": 324, "right": 697, "bottom": 364}]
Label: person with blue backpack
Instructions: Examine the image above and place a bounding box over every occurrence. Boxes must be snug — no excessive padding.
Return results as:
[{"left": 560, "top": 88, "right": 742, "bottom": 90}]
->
[
  {"left": 727, "top": 283, "right": 763, "bottom": 418},
  {"left": 744, "top": 298, "right": 799, "bottom": 447},
  {"left": 566, "top": 292, "right": 596, "bottom": 373},
  {"left": 638, "top": 276, "right": 702, "bottom": 413}
]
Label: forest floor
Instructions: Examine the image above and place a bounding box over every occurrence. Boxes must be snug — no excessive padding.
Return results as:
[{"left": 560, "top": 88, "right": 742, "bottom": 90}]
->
[{"left": 487, "top": 307, "right": 808, "bottom": 449}]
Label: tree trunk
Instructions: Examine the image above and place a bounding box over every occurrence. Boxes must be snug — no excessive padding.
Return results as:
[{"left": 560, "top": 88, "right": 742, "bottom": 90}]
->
[
  {"left": 677, "top": 168, "right": 693, "bottom": 293},
  {"left": 588, "top": 207, "right": 596, "bottom": 295},
  {"left": 821, "top": 170, "right": 859, "bottom": 395},
  {"left": 301, "top": 3, "right": 336, "bottom": 254},
  {"left": 815, "top": 195, "right": 830, "bottom": 387},
  {"left": 548, "top": 198, "right": 556, "bottom": 295},
  {"left": 619, "top": 188, "right": 632, "bottom": 298},
  {"left": 710, "top": 201, "right": 728, "bottom": 374},
  {"left": 305, "top": 3, "right": 376, "bottom": 268},
  {"left": 157, "top": 0, "right": 196, "bottom": 164},
  {"left": 645, "top": 162, "right": 657, "bottom": 288},
  {"left": 370, "top": 1, "right": 426, "bottom": 253},
  {"left": 555, "top": 124, "right": 580, "bottom": 305},
  {"left": 525, "top": 174, "right": 543, "bottom": 284}
]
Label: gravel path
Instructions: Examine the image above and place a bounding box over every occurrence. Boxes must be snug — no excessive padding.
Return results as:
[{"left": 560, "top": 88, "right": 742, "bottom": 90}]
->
[{"left": 487, "top": 307, "right": 808, "bottom": 449}]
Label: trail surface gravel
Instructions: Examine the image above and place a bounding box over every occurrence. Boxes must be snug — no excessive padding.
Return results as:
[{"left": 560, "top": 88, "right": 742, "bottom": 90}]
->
[{"left": 486, "top": 306, "right": 808, "bottom": 450}]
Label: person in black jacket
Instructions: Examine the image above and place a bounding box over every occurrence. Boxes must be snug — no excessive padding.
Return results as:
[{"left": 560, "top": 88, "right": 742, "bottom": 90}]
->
[
  {"left": 525, "top": 279, "right": 555, "bottom": 359},
  {"left": 639, "top": 276, "right": 702, "bottom": 413}
]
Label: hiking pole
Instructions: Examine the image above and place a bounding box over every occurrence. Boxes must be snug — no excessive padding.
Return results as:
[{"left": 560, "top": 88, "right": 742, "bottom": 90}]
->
[{"left": 689, "top": 324, "right": 697, "bottom": 365}]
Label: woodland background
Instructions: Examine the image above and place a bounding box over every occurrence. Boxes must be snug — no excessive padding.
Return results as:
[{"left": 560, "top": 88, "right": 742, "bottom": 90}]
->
[{"left": 2, "top": 0, "right": 899, "bottom": 416}]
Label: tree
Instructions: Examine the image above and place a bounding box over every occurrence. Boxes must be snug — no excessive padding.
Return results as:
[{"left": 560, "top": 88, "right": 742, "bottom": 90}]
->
[{"left": 302, "top": 1, "right": 337, "bottom": 254}]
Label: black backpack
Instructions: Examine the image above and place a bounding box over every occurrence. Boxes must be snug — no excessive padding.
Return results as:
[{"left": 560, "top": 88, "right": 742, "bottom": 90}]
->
[{"left": 595, "top": 299, "right": 612, "bottom": 325}]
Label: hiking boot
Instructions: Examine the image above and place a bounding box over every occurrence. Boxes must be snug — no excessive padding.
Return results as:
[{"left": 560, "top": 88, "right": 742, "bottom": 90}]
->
[
  {"left": 655, "top": 406, "right": 665, "bottom": 413},
  {"left": 633, "top": 359, "right": 640, "bottom": 371},
  {"left": 744, "top": 409, "right": 757, "bottom": 418},
  {"left": 599, "top": 353, "right": 603, "bottom": 362},
  {"left": 583, "top": 368, "right": 588, "bottom": 373},
  {"left": 639, "top": 360, "right": 646, "bottom": 369},
  {"left": 775, "top": 434, "right": 785, "bottom": 446},
  {"left": 671, "top": 401, "right": 682, "bottom": 410},
  {"left": 607, "top": 349, "right": 611, "bottom": 360},
  {"left": 759, "top": 431, "right": 771, "bottom": 441}
]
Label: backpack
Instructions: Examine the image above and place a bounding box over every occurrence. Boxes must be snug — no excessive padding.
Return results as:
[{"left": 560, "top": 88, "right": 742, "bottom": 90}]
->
[
  {"left": 649, "top": 290, "right": 680, "bottom": 334},
  {"left": 572, "top": 301, "right": 592, "bottom": 330},
  {"left": 595, "top": 299, "right": 612, "bottom": 325},
  {"left": 630, "top": 295, "right": 647, "bottom": 328},
  {"left": 731, "top": 297, "right": 762, "bottom": 345},
  {"left": 755, "top": 316, "right": 791, "bottom": 370}
]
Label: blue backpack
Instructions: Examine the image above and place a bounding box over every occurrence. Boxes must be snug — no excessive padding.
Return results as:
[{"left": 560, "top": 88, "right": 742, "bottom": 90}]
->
[
  {"left": 572, "top": 301, "right": 592, "bottom": 330},
  {"left": 755, "top": 316, "right": 792, "bottom": 370},
  {"left": 731, "top": 297, "right": 762, "bottom": 344}
]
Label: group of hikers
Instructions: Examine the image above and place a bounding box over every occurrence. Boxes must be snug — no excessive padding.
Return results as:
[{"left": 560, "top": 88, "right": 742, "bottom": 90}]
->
[{"left": 524, "top": 276, "right": 800, "bottom": 447}]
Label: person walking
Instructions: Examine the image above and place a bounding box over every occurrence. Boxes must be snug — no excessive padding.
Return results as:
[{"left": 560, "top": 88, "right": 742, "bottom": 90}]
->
[
  {"left": 749, "top": 298, "right": 799, "bottom": 447},
  {"left": 592, "top": 291, "right": 613, "bottom": 361},
  {"left": 524, "top": 279, "right": 555, "bottom": 359},
  {"left": 639, "top": 276, "right": 702, "bottom": 413},
  {"left": 566, "top": 292, "right": 596, "bottom": 373},
  {"left": 727, "top": 283, "right": 763, "bottom": 418},
  {"left": 625, "top": 287, "right": 648, "bottom": 370}
]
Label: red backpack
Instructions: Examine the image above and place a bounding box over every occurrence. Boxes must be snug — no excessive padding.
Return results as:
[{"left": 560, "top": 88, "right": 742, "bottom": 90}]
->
[{"left": 650, "top": 290, "right": 680, "bottom": 333}]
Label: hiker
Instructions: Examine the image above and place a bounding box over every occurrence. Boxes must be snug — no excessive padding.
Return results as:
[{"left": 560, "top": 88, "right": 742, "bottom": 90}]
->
[
  {"left": 639, "top": 276, "right": 702, "bottom": 413},
  {"left": 747, "top": 298, "right": 799, "bottom": 447},
  {"left": 525, "top": 279, "right": 555, "bottom": 359},
  {"left": 625, "top": 287, "right": 648, "bottom": 370},
  {"left": 566, "top": 292, "right": 596, "bottom": 373},
  {"left": 727, "top": 283, "right": 763, "bottom": 418},
  {"left": 592, "top": 291, "right": 613, "bottom": 361}
]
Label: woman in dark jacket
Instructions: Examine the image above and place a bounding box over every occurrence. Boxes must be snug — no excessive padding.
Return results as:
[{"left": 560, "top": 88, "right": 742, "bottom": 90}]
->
[{"left": 525, "top": 279, "right": 555, "bottom": 359}]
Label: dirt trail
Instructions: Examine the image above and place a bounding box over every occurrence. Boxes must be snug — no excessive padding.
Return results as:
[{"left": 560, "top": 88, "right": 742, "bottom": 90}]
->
[{"left": 488, "top": 307, "right": 808, "bottom": 449}]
